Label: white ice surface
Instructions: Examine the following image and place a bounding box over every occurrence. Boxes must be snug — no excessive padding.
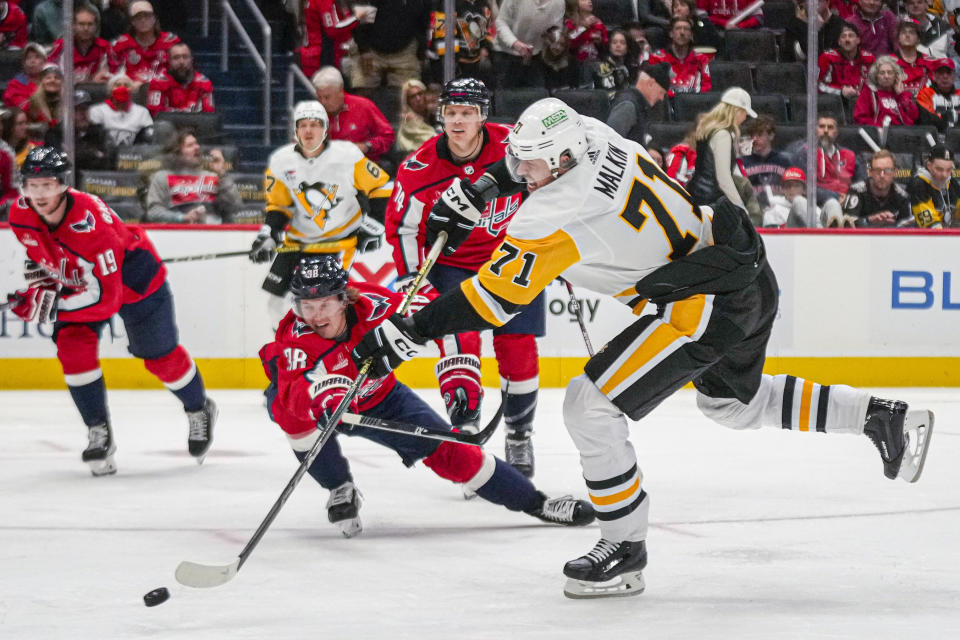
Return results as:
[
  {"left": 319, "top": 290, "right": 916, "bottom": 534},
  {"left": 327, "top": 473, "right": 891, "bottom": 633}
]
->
[{"left": 1, "top": 388, "right": 958, "bottom": 639}]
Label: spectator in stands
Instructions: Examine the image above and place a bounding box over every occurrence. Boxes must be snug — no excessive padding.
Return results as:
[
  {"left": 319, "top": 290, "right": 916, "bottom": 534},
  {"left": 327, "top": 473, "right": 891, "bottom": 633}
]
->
[
  {"left": 622, "top": 22, "right": 652, "bottom": 64},
  {"left": 492, "top": 0, "right": 565, "bottom": 89},
  {"left": 671, "top": 0, "right": 722, "bottom": 51},
  {"left": 47, "top": 4, "right": 116, "bottom": 83},
  {"left": 853, "top": 55, "right": 919, "bottom": 125},
  {"left": 766, "top": 166, "right": 846, "bottom": 227},
  {"left": 786, "top": 0, "right": 843, "bottom": 61},
  {"left": 686, "top": 88, "right": 756, "bottom": 208},
  {"left": 26, "top": 64, "right": 62, "bottom": 138},
  {"left": 903, "top": 0, "right": 953, "bottom": 59},
  {"left": 848, "top": 0, "right": 898, "bottom": 56},
  {"left": 607, "top": 60, "right": 671, "bottom": 144},
  {"left": 812, "top": 114, "right": 861, "bottom": 197},
  {"left": 146, "top": 43, "right": 214, "bottom": 117},
  {"left": 146, "top": 129, "right": 242, "bottom": 224},
  {"left": 740, "top": 115, "right": 793, "bottom": 208},
  {"left": 637, "top": 0, "right": 672, "bottom": 50},
  {"left": 908, "top": 144, "right": 960, "bottom": 228},
  {"left": 818, "top": 22, "right": 875, "bottom": 102},
  {"left": 699, "top": 0, "right": 762, "bottom": 30},
  {"left": 594, "top": 28, "right": 640, "bottom": 96},
  {"left": 44, "top": 89, "right": 112, "bottom": 173},
  {"left": 88, "top": 73, "right": 154, "bottom": 148},
  {"left": 895, "top": 20, "right": 932, "bottom": 96},
  {"left": 565, "top": 0, "right": 609, "bottom": 86},
  {"left": 3, "top": 42, "right": 46, "bottom": 112},
  {"left": 0, "top": 121, "right": 17, "bottom": 216},
  {"left": 917, "top": 58, "right": 960, "bottom": 130},
  {"left": 649, "top": 17, "right": 712, "bottom": 94},
  {"left": 541, "top": 24, "right": 574, "bottom": 89},
  {"left": 843, "top": 149, "right": 912, "bottom": 226},
  {"left": 0, "top": 107, "right": 36, "bottom": 167},
  {"left": 311, "top": 66, "right": 395, "bottom": 163},
  {"left": 113, "top": 0, "right": 181, "bottom": 88},
  {"left": 100, "top": 0, "right": 130, "bottom": 42},
  {"left": 396, "top": 79, "right": 437, "bottom": 153},
  {"left": 427, "top": 0, "right": 496, "bottom": 85},
  {"left": 299, "top": 0, "right": 376, "bottom": 78},
  {"left": 0, "top": 0, "right": 28, "bottom": 49},
  {"left": 30, "top": 0, "right": 64, "bottom": 46},
  {"left": 350, "top": 0, "right": 429, "bottom": 90},
  {"left": 665, "top": 119, "right": 698, "bottom": 185}
]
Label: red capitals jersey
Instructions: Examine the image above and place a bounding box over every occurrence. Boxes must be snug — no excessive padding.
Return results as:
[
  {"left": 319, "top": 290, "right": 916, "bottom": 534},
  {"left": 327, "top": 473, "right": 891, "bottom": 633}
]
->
[
  {"left": 259, "top": 282, "right": 404, "bottom": 436},
  {"left": 48, "top": 37, "right": 118, "bottom": 82},
  {"left": 0, "top": 2, "right": 27, "bottom": 48},
  {"left": 817, "top": 49, "right": 874, "bottom": 94},
  {"left": 648, "top": 47, "right": 712, "bottom": 93},
  {"left": 146, "top": 69, "right": 215, "bottom": 116},
  {"left": 897, "top": 53, "right": 932, "bottom": 97},
  {"left": 386, "top": 123, "right": 525, "bottom": 277},
  {"left": 8, "top": 189, "right": 166, "bottom": 323},
  {"left": 697, "top": 0, "right": 761, "bottom": 28},
  {"left": 302, "top": 0, "right": 358, "bottom": 66},
  {"left": 112, "top": 31, "right": 181, "bottom": 84},
  {"left": 165, "top": 173, "right": 220, "bottom": 209}
]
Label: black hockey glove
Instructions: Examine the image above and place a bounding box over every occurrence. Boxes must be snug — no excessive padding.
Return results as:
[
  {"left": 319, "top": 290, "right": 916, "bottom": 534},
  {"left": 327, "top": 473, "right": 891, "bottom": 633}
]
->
[
  {"left": 355, "top": 216, "right": 384, "bottom": 253},
  {"left": 425, "top": 178, "right": 486, "bottom": 256},
  {"left": 249, "top": 225, "right": 279, "bottom": 263},
  {"left": 351, "top": 314, "right": 427, "bottom": 378}
]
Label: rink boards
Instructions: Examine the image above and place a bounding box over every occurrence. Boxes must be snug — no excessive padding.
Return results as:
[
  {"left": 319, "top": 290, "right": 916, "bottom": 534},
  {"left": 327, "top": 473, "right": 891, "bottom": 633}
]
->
[{"left": 1, "top": 225, "right": 958, "bottom": 388}]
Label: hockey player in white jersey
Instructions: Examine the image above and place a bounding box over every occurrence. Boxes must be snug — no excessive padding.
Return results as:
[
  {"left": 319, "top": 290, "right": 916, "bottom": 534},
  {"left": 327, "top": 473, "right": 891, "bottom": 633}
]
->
[
  {"left": 249, "top": 100, "right": 394, "bottom": 326},
  {"left": 350, "top": 98, "right": 935, "bottom": 599}
]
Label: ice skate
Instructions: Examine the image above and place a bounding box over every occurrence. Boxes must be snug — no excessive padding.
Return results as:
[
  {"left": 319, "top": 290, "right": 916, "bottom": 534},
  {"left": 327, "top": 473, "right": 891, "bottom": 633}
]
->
[
  {"left": 563, "top": 539, "right": 647, "bottom": 599},
  {"left": 504, "top": 427, "right": 534, "bottom": 477},
  {"left": 327, "top": 481, "right": 363, "bottom": 538},
  {"left": 863, "top": 397, "right": 934, "bottom": 483},
  {"left": 528, "top": 494, "right": 595, "bottom": 526},
  {"left": 186, "top": 397, "right": 218, "bottom": 464},
  {"left": 81, "top": 422, "right": 117, "bottom": 477}
]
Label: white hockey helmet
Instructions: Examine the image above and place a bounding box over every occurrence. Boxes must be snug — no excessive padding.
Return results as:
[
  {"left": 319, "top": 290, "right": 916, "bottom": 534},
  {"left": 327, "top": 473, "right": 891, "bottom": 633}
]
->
[
  {"left": 293, "top": 100, "right": 329, "bottom": 152},
  {"left": 506, "top": 98, "right": 587, "bottom": 180}
]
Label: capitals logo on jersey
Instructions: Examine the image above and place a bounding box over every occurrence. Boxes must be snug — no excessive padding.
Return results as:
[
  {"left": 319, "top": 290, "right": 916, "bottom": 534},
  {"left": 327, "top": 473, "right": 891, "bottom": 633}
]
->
[
  {"left": 70, "top": 211, "right": 97, "bottom": 233},
  {"left": 291, "top": 319, "right": 314, "bottom": 338},
  {"left": 296, "top": 181, "right": 344, "bottom": 229},
  {"left": 479, "top": 193, "right": 521, "bottom": 235},
  {"left": 360, "top": 293, "right": 391, "bottom": 322},
  {"left": 402, "top": 154, "right": 429, "bottom": 171}
]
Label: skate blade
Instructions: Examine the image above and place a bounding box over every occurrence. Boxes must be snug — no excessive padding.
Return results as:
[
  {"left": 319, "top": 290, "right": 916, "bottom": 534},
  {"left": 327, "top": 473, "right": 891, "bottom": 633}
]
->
[
  {"left": 87, "top": 455, "right": 117, "bottom": 477},
  {"left": 563, "top": 571, "right": 645, "bottom": 599},
  {"left": 899, "top": 410, "right": 934, "bottom": 483},
  {"left": 335, "top": 517, "right": 362, "bottom": 538}
]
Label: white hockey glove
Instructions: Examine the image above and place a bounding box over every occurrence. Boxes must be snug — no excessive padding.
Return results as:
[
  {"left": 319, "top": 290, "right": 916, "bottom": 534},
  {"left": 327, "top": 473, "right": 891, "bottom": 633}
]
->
[
  {"left": 249, "top": 225, "right": 278, "bottom": 264},
  {"left": 355, "top": 216, "right": 384, "bottom": 253},
  {"left": 425, "top": 178, "right": 485, "bottom": 256}
]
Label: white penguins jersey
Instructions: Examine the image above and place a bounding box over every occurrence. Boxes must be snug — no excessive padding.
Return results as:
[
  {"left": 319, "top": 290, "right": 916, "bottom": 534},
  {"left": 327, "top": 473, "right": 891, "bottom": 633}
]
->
[
  {"left": 461, "top": 117, "right": 713, "bottom": 326},
  {"left": 264, "top": 140, "right": 392, "bottom": 247}
]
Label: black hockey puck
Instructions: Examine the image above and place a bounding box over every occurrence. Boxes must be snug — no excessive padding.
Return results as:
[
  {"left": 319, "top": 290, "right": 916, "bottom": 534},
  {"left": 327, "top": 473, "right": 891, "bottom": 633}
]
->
[{"left": 143, "top": 587, "right": 170, "bottom": 607}]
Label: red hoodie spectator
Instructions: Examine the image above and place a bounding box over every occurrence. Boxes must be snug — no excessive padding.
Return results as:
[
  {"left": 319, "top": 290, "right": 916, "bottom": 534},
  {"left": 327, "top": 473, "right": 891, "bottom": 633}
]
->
[
  {"left": 312, "top": 66, "right": 395, "bottom": 162},
  {"left": 565, "top": 0, "right": 608, "bottom": 63},
  {"left": 2, "top": 42, "right": 45, "bottom": 111},
  {"left": 697, "top": 0, "right": 762, "bottom": 29},
  {"left": 112, "top": 1, "right": 181, "bottom": 85},
  {"left": 299, "top": 0, "right": 376, "bottom": 77},
  {"left": 0, "top": 0, "right": 27, "bottom": 49},
  {"left": 853, "top": 56, "right": 919, "bottom": 125},
  {"left": 818, "top": 23, "right": 874, "bottom": 97},
  {"left": 146, "top": 43, "right": 214, "bottom": 116}
]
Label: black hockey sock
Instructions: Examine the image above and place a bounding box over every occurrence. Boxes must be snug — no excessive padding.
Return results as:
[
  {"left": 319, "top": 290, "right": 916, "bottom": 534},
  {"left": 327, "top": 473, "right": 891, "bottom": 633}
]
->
[
  {"left": 475, "top": 457, "right": 542, "bottom": 512},
  {"left": 67, "top": 376, "right": 109, "bottom": 427},
  {"left": 293, "top": 437, "right": 353, "bottom": 489},
  {"left": 503, "top": 389, "right": 537, "bottom": 438},
  {"left": 171, "top": 372, "right": 206, "bottom": 413}
]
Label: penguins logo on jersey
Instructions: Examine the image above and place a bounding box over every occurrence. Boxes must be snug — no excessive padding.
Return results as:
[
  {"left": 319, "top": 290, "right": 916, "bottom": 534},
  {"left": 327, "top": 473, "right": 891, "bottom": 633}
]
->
[
  {"left": 295, "top": 181, "right": 344, "bottom": 228},
  {"left": 70, "top": 211, "right": 97, "bottom": 233}
]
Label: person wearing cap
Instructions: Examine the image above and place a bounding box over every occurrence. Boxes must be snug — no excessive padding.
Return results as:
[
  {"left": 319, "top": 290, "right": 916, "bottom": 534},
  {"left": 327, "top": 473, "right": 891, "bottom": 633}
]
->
[
  {"left": 310, "top": 66, "right": 395, "bottom": 163},
  {"left": 853, "top": 55, "right": 919, "bottom": 125},
  {"left": 3, "top": 42, "right": 47, "bottom": 112},
  {"left": 47, "top": 4, "right": 118, "bottom": 84},
  {"left": 25, "top": 64, "right": 63, "bottom": 138},
  {"left": 848, "top": 0, "right": 898, "bottom": 57},
  {"left": 902, "top": 0, "right": 953, "bottom": 59},
  {"left": 843, "top": 150, "right": 912, "bottom": 227},
  {"left": 917, "top": 58, "right": 960, "bottom": 130},
  {"left": 112, "top": 0, "right": 182, "bottom": 87},
  {"left": 648, "top": 17, "right": 712, "bottom": 94},
  {"left": 894, "top": 20, "right": 932, "bottom": 97},
  {"left": 146, "top": 43, "right": 215, "bottom": 117},
  {"left": 44, "top": 90, "right": 112, "bottom": 175},
  {"left": 765, "top": 166, "right": 845, "bottom": 228},
  {"left": 30, "top": 0, "right": 65, "bottom": 46},
  {"left": 606, "top": 60, "right": 670, "bottom": 145},
  {"left": 818, "top": 22, "right": 875, "bottom": 102},
  {"left": 908, "top": 145, "right": 960, "bottom": 228},
  {"left": 686, "top": 87, "right": 755, "bottom": 208},
  {"left": 0, "top": 0, "right": 28, "bottom": 50}
]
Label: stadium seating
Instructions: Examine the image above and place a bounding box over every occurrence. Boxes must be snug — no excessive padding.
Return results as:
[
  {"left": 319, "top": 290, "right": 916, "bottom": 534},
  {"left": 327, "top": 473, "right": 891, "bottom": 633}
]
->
[
  {"left": 648, "top": 122, "right": 690, "bottom": 149},
  {"left": 756, "top": 63, "right": 806, "bottom": 95},
  {"left": 724, "top": 29, "right": 779, "bottom": 62},
  {"left": 790, "top": 93, "right": 846, "bottom": 124},
  {"left": 762, "top": 1, "right": 796, "bottom": 31},
  {"left": 551, "top": 89, "right": 611, "bottom": 121},
  {"left": 708, "top": 62, "right": 754, "bottom": 93},
  {"left": 494, "top": 87, "right": 550, "bottom": 120}
]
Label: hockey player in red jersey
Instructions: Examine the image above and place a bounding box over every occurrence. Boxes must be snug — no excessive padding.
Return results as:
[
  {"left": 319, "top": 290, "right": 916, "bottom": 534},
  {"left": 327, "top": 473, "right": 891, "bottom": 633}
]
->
[
  {"left": 259, "top": 255, "right": 594, "bottom": 537},
  {"left": 385, "top": 78, "right": 545, "bottom": 477},
  {"left": 6, "top": 147, "right": 216, "bottom": 476}
]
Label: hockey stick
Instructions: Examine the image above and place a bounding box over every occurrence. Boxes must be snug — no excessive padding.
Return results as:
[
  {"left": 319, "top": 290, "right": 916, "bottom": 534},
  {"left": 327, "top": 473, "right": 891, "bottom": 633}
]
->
[
  {"left": 0, "top": 295, "right": 20, "bottom": 313},
  {"left": 174, "top": 231, "right": 448, "bottom": 589},
  {"left": 163, "top": 239, "right": 358, "bottom": 263},
  {"left": 339, "top": 406, "right": 500, "bottom": 446},
  {"left": 561, "top": 278, "right": 595, "bottom": 357}
]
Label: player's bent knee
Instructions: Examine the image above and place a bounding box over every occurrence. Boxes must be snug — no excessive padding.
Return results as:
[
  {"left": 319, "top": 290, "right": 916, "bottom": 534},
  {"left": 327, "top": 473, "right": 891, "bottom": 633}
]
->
[
  {"left": 696, "top": 392, "right": 759, "bottom": 430},
  {"left": 423, "top": 441, "right": 491, "bottom": 485},
  {"left": 143, "top": 345, "right": 196, "bottom": 388},
  {"left": 493, "top": 334, "right": 539, "bottom": 382},
  {"left": 563, "top": 374, "right": 625, "bottom": 454}
]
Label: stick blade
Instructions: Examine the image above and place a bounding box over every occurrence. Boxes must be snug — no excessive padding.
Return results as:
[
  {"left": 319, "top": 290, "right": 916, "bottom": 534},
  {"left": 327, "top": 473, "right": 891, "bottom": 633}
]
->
[{"left": 175, "top": 558, "right": 240, "bottom": 588}]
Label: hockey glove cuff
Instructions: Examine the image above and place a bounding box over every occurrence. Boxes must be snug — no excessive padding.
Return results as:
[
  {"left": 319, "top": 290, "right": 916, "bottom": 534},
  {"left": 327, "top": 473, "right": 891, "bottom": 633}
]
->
[
  {"left": 249, "top": 225, "right": 279, "bottom": 263},
  {"left": 425, "top": 178, "right": 486, "bottom": 256},
  {"left": 9, "top": 285, "right": 59, "bottom": 324},
  {"left": 308, "top": 374, "right": 358, "bottom": 425},
  {"left": 351, "top": 314, "right": 426, "bottom": 378},
  {"left": 355, "top": 216, "right": 384, "bottom": 253}
]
